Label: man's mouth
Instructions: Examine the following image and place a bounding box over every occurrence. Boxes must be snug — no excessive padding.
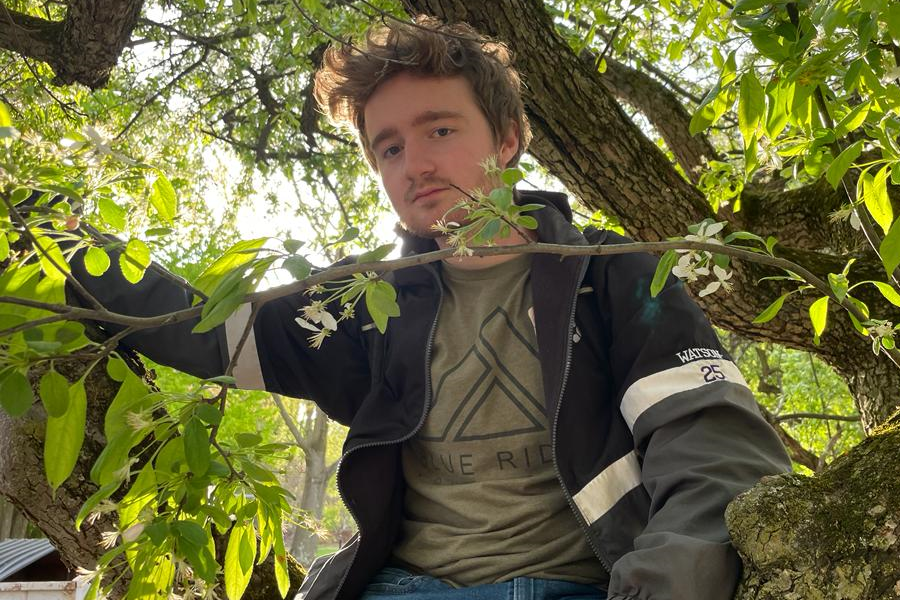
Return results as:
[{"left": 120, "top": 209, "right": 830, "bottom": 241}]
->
[{"left": 413, "top": 187, "right": 447, "bottom": 201}]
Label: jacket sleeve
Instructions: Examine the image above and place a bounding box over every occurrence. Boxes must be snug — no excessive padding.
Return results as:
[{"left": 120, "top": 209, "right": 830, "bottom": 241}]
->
[
  {"left": 596, "top": 237, "right": 791, "bottom": 600},
  {"left": 68, "top": 245, "right": 371, "bottom": 425}
]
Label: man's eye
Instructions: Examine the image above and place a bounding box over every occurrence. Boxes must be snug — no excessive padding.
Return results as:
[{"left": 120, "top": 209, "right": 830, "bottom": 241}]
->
[
  {"left": 434, "top": 127, "right": 451, "bottom": 137},
  {"left": 383, "top": 145, "right": 401, "bottom": 158}
]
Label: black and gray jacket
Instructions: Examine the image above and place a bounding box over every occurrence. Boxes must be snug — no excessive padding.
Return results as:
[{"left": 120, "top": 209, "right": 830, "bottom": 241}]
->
[{"left": 71, "top": 190, "right": 791, "bottom": 600}]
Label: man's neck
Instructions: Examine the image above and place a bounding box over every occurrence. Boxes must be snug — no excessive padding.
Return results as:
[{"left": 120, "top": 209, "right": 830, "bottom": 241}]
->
[{"left": 436, "top": 226, "right": 537, "bottom": 270}]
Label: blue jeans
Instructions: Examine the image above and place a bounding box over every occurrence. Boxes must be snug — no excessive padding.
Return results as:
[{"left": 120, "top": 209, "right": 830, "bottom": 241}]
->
[{"left": 359, "top": 567, "right": 608, "bottom": 600}]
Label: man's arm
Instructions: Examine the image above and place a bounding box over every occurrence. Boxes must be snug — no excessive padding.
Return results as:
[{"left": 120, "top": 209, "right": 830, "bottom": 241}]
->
[
  {"left": 596, "top": 236, "right": 791, "bottom": 600},
  {"left": 67, "top": 242, "right": 372, "bottom": 425}
]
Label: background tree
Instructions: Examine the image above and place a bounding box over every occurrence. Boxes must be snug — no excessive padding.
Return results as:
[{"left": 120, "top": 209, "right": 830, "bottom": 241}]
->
[{"left": 1, "top": 0, "right": 899, "bottom": 598}]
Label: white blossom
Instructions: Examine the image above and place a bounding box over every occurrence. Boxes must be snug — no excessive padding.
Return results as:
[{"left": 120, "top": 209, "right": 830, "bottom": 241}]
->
[
  {"left": 98, "top": 530, "right": 119, "bottom": 549},
  {"left": 698, "top": 265, "right": 734, "bottom": 297},
  {"left": 684, "top": 221, "right": 726, "bottom": 245},
  {"left": 74, "top": 567, "right": 98, "bottom": 586},
  {"left": 672, "top": 253, "right": 710, "bottom": 283}
]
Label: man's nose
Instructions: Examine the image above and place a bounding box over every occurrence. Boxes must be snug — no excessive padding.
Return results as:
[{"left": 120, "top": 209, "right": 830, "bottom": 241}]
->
[{"left": 403, "top": 141, "right": 436, "bottom": 179}]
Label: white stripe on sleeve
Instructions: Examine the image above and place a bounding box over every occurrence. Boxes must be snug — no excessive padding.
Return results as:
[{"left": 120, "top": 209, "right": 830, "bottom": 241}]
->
[
  {"left": 224, "top": 303, "right": 266, "bottom": 390},
  {"left": 620, "top": 359, "right": 748, "bottom": 431},
  {"left": 573, "top": 451, "right": 642, "bottom": 525}
]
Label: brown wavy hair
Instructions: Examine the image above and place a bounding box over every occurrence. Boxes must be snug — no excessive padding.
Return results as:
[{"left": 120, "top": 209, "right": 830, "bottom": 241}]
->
[{"left": 314, "top": 15, "right": 531, "bottom": 170}]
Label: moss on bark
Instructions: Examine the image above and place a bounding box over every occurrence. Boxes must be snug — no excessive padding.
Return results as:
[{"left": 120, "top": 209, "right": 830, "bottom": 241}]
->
[{"left": 727, "top": 420, "right": 900, "bottom": 599}]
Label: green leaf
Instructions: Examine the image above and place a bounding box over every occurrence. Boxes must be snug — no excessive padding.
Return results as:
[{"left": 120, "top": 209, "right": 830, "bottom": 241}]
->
[
  {"left": 282, "top": 239, "right": 303, "bottom": 254},
  {"left": 106, "top": 356, "right": 130, "bottom": 382},
  {"left": 887, "top": 3, "right": 900, "bottom": 42},
  {"left": 690, "top": 81, "right": 722, "bottom": 135},
  {"left": 194, "top": 238, "right": 267, "bottom": 296},
  {"left": 75, "top": 481, "right": 121, "bottom": 530},
  {"left": 0, "top": 102, "right": 10, "bottom": 127},
  {"left": 724, "top": 231, "right": 766, "bottom": 245},
  {"left": 488, "top": 187, "right": 513, "bottom": 210},
  {"left": 45, "top": 380, "right": 86, "bottom": 491},
  {"left": 84, "top": 246, "right": 111, "bottom": 277},
  {"left": 329, "top": 226, "right": 359, "bottom": 246},
  {"left": 0, "top": 233, "right": 8, "bottom": 262},
  {"left": 274, "top": 553, "right": 290, "bottom": 598},
  {"left": 880, "top": 216, "right": 900, "bottom": 277},
  {"left": 173, "top": 520, "right": 208, "bottom": 548},
  {"left": 183, "top": 417, "right": 210, "bottom": 476},
  {"left": 738, "top": 70, "right": 766, "bottom": 144},
  {"left": 0, "top": 369, "right": 34, "bottom": 417},
  {"left": 357, "top": 243, "right": 396, "bottom": 264},
  {"left": 150, "top": 174, "right": 177, "bottom": 225},
  {"left": 39, "top": 369, "right": 70, "bottom": 418},
  {"left": 33, "top": 233, "right": 70, "bottom": 280},
  {"left": 119, "top": 462, "right": 156, "bottom": 529},
  {"left": 650, "top": 250, "right": 678, "bottom": 298},
  {"left": 825, "top": 140, "right": 863, "bottom": 189},
  {"left": 517, "top": 215, "right": 538, "bottom": 229},
  {"left": 119, "top": 239, "right": 151, "bottom": 284},
  {"left": 828, "top": 273, "right": 848, "bottom": 303},
  {"left": 834, "top": 101, "right": 870, "bottom": 137},
  {"left": 753, "top": 293, "right": 789, "bottom": 324},
  {"left": 283, "top": 255, "right": 313, "bottom": 280},
  {"left": 196, "top": 403, "right": 223, "bottom": 426},
  {"left": 733, "top": 0, "right": 771, "bottom": 12},
  {"left": 235, "top": 432, "right": 262, "bottom": 447},
  {"left": 194, "top": 267, "right": 248, "bottom": 334},
  {"left": 205, "top": 374, "right": 237, "bottom": 385},
  {"left": 500, "top": 168, "right": 524, "bottom": 186},
  {"left": 809, "top": 296, "right": 829, "bottom": 340},
  {"left": 869, "top": 280, "right": 900, "bottom": 306},
  {"left": 98, "top": 197, "right": 127, "bottom": 230},
  {"left": 225, "top": 523, "right": 256, "bottom": 600},
  {"left": 865, "top": 165, "right": 894, "bottom": 234},
  {"left": 750, "top": 31, "right": 789, "bottom": 62},
  {"left": 365, "top": 280, "right": 401, "bottom": 333}
]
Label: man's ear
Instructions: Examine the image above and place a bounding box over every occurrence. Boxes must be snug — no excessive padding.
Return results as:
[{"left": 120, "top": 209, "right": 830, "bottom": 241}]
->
[{"left": 498, "top": 120, "right": 520, "bottom": 169}]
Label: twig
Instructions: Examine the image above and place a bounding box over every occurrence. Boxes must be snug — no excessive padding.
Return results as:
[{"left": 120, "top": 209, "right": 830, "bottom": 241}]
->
[
  {"left": 0, "top": 314, "right": 70, "bottom": 338},
  {"left": 271, "top": 392, "right": 311, "bottom": 454},
  {"left": 817, "top": 424, "right": 843, "bottom": 471},
  {"left": 287, "top": 0, "right": 414, "bottom": 66},
  {"left": 116, "top": 48, "right": 210, "bottom": 139},
  {"left": 775, "top": 412, "right": 860, "bottom": 422}
]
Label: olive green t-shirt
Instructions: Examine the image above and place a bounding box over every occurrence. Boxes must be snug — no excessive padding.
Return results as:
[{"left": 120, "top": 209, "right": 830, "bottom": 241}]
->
[{"left": 391, "top": 255, "right": 605, "bottom": 587}]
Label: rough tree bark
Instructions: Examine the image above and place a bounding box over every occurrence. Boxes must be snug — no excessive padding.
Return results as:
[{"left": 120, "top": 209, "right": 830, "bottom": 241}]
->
[{"left": 0, "top": 0, "right": 144, "bottom": 87}]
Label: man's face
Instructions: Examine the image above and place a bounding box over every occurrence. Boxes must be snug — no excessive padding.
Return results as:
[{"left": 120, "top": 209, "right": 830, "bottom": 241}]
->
[{"left": 363, "top": 73, "right": 519, "bottom": 238}]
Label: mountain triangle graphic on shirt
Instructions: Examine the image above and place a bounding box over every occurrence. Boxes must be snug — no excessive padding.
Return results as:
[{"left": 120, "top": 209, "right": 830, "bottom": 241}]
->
[{"left": 421, "top": 307, "right": 546, "bottom": 443}]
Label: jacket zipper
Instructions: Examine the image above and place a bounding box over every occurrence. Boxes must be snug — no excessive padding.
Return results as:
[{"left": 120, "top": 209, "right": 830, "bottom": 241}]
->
[
  {"left": 329, "top": 265, "right": 444, "bottom": 600},
  {"left": 549, "top": 256, "right": 613, "bottom": 574}
]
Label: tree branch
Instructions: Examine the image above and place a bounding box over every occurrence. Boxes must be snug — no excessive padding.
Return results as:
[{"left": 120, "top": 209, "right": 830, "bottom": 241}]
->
[
  {"left": 272, "top": 392, "right": 312, "bottom": 454},
  {"left": 775, "top": 412, "right": 860, "bottom": 423},
  {"left": 0, "top": 5, "right": 61, "bottom": 67}
]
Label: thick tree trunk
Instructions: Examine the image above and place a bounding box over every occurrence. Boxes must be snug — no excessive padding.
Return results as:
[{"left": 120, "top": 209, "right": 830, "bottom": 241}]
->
[
  {"left": 727, "top": 419, "right": 900, "bottom": 599},
  {"left": 0, "top": 0, "right": 145, "bottom": 88}
]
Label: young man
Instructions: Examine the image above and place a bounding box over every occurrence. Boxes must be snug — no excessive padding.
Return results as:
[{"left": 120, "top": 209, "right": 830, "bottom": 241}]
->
[{"left": 71, "top": 16, "right": 790, "bottom": 600}]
